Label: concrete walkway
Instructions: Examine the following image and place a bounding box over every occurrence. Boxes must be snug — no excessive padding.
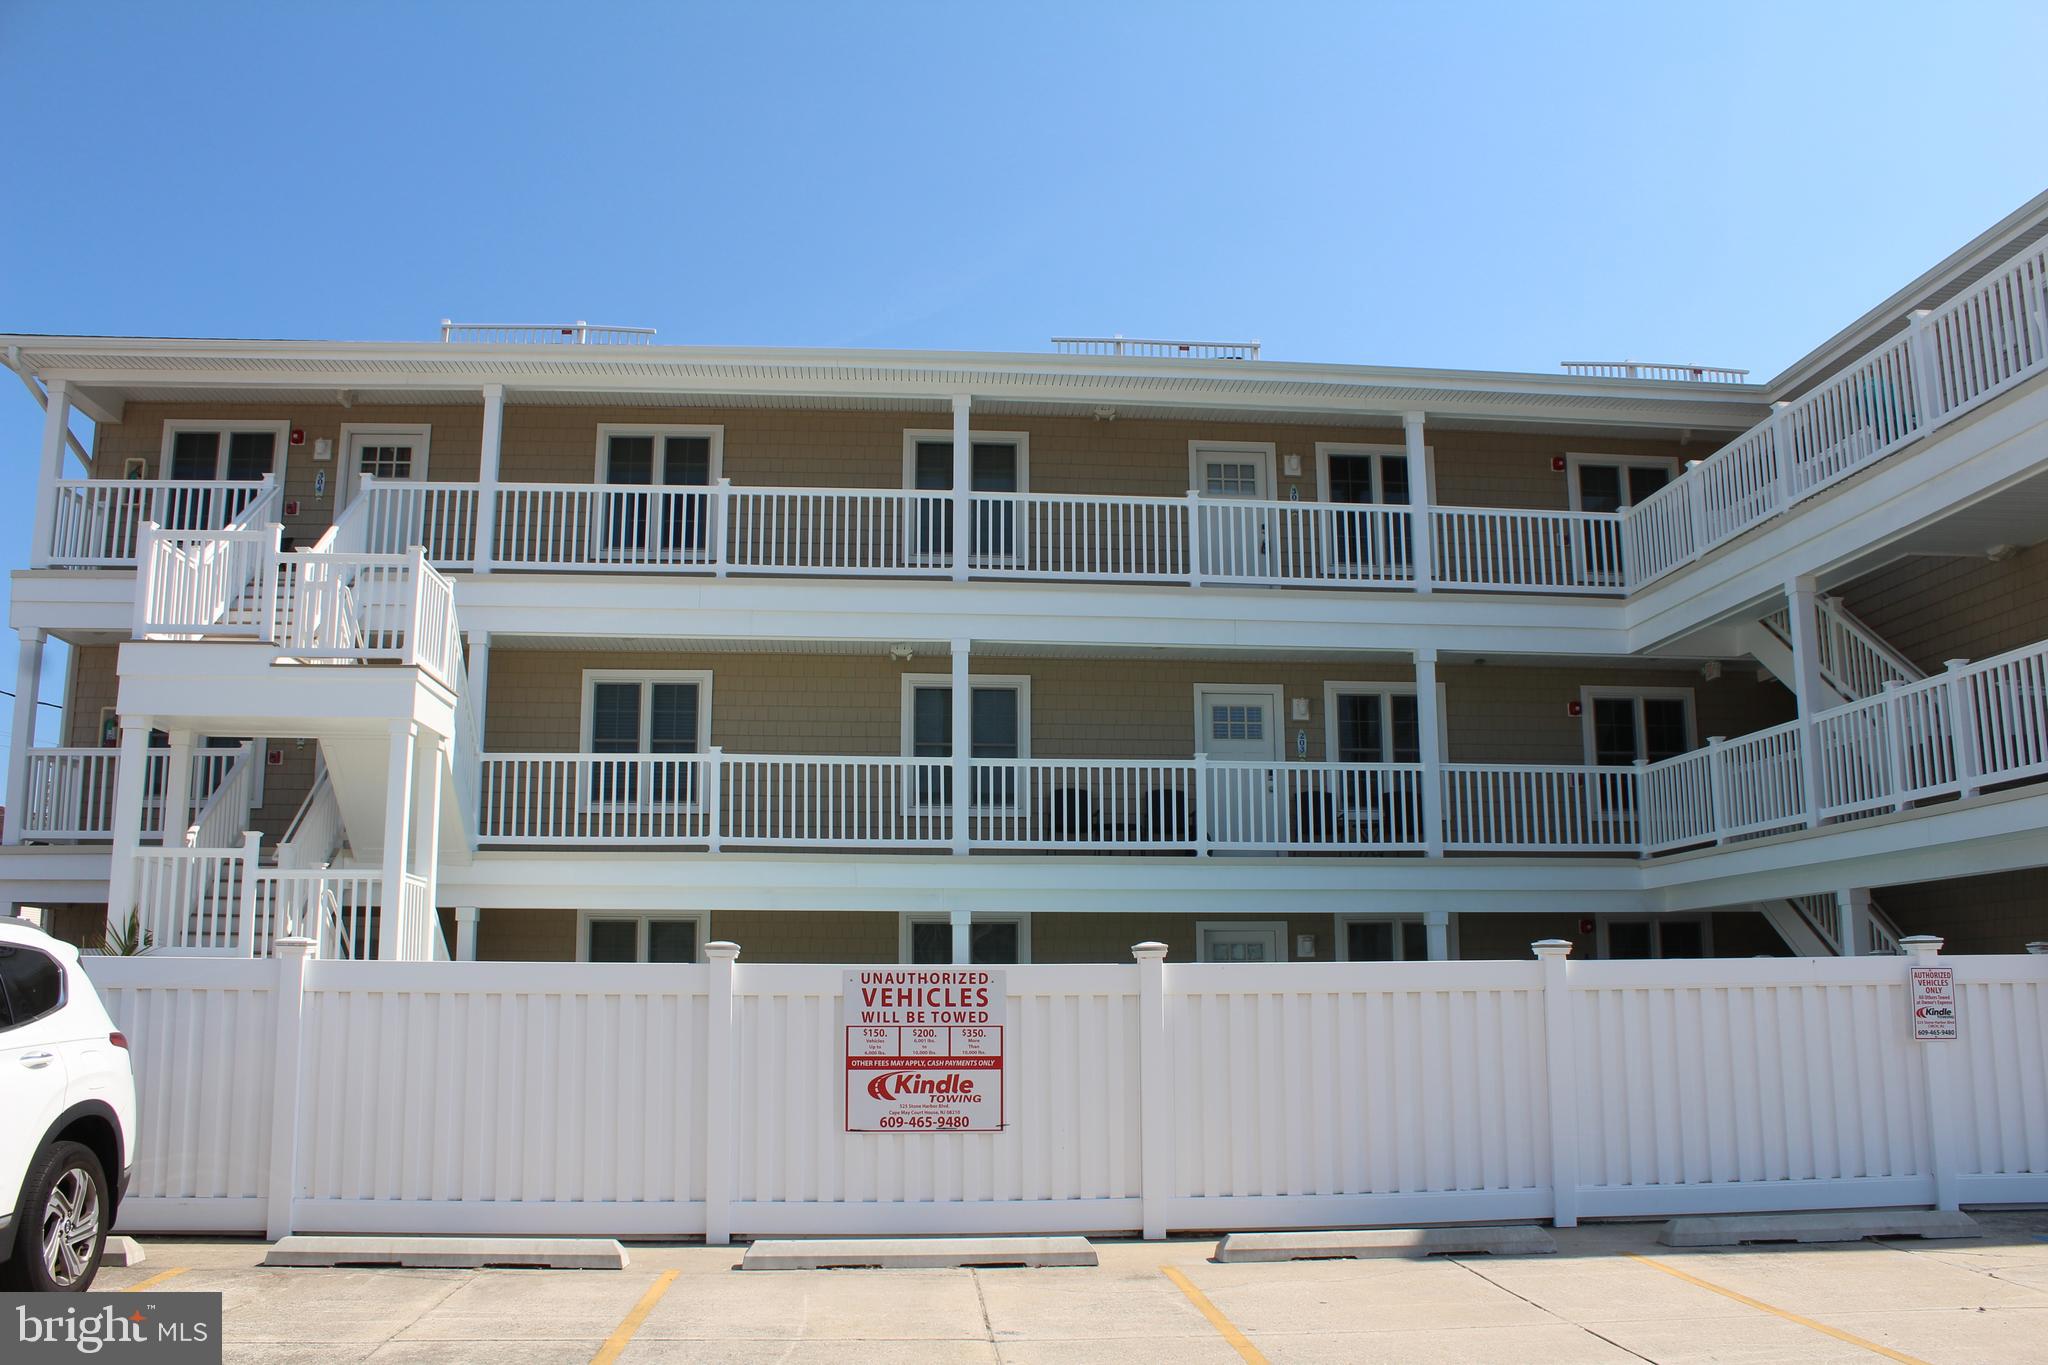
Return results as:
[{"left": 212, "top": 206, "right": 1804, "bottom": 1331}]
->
[{"left": 91, "top": 1210, "right": 2048, "bottom": 1363}]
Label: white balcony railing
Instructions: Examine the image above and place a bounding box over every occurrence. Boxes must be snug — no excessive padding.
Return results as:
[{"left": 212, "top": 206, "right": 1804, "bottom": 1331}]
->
[
  {"left": 135, "top": 525, "right": 462, "bottom": 688},
  {"left": 128, "top": 839, "right": 388, "bottom": 959},
  {"left": 1560, "top": 361, "right": 1750, "bottom": 383},
  {"left": 44, "top": 477, "right": 277, "bottom": 568},
  {"left": 17, "top": 745, "right": 249, "bottom": 842},
  {"left": 468, "top": 636, "right": 2048, "bottom": 857},
  {"left": 1051, "top": 336, "right": 1260, "bottom": 360},
  {"left": 1623, "top": 242, "right": 2048, "bottom": 588}
]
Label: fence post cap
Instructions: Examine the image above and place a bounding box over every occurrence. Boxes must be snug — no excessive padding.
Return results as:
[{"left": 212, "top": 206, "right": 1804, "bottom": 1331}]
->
[
  {"left": 704, "top": 941, "right": 741, "bottom": 961},
  {"left": 1706, "top": 735, "right": 1727, "bottom": 747},
  {"left": 1530, "top": 939, "right": 1574, "bottom": 958},
  {"left": 1131, "top": 941, "right": 1169, "bottom": 962},
  {"left": 1943, "top": 658, "right": 1971, "bottom": 671},
  {"left": 274, "top": 936, "right": 316, "bottom": 959},
  {"left": 2025, "top": 941, "right": 2048, "bottom": 955},
  {"left": 1899, "top": 934, "right": 1945, "bottom": 958}
]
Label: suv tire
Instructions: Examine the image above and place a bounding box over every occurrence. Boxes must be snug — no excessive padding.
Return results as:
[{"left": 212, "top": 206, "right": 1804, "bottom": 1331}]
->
[{"left": 2, "top": 1141, "right": 109, "bottom": 1292}]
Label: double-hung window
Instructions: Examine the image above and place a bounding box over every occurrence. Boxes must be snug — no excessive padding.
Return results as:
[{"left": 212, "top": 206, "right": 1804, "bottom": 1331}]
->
[
  {"left": 903, "top": 675, "right": 1028, "bottom": 809},
  {"left": 903, "top": 432, "right": 1027, "bottom": 565},
  {"left": 904, "top": 914, "right": 1028, "bottom": 965},
  {"left": 582, "top": 912, "right": 703, "bottom": 963},
  {"left": 1567, "top": 455, "right": 1677, "bottom": 583},
  {"left": 158, "top": 420, "right": 287, "bottom": 529},
  {"left": 596, "top": 426, "right": 721, "bottom": 561},
  {"left": 583, "top": 671, "right": 710, "bottom": 808}
]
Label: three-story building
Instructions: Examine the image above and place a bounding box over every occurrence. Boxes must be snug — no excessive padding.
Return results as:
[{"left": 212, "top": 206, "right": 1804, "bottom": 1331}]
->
[{"left": 6, "top": 198, "right": 2047, "bottom": 966}]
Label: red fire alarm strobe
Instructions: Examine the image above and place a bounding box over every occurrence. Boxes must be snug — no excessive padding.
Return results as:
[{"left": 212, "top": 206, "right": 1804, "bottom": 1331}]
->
[
  {"left": 290, "top": 428, "right": 305, "bottom": 446},
  {"left": 1567, "top": 700, "right": 1583, "bottom": 717},
  {"left": 1551, "top": 456, "right": 1567, "bottom": 472},
  {"left": 268, "top": 748, "right": 285, "bottom": 766},
  {"left": 1579, "top": 917, "right": 1596, "bottom": 936},
  {"left": 283, "top": 500, "right": 300, "bottom": 517}
]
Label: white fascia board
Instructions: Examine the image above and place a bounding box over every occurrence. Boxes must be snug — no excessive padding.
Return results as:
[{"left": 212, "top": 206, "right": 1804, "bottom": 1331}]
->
[
  {"left": 10, "top": 570, "right": 136, "bottom": 636},
  {"left": 454, "top": 575, "right": 1628, "bottom": 657},
  {"left": 1624, "top": 374, "right": 2048, "bottom": 649},
  {"left": 114, "top": 642, "right": 458, "bottom": 737},
  {"left": 439, "top": 850, "right": 1649, "bottom": 917},
  {"left": 1641, "top": 787, "right": 2048, "bottom": 912},
  {"left": 0, "top": 337, "right": 1766, "bottom": 429},
  {"left": 0, "top": 847, "right": 112, "bottom": 903}
]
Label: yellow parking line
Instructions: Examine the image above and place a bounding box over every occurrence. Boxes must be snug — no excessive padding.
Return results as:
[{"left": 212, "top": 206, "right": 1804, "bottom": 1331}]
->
[
  {"left": 1162, "top": 1265, "right": 1269, "bottom": 1365},
  {"left": 120, "top": 1267, "right": 189, "bottom": 1292},
  {"left": 1628, "top": 1254, "right": 1932, "bottom": 1364},
  {"left": 589, "top": 1267, "right": 678, "bottom": 1365}
]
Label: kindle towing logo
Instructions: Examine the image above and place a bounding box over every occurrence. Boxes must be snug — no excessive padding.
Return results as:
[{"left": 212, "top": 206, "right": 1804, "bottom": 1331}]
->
[{"left": 865, "top": 1070, "right": 983, "bottom": 1102}]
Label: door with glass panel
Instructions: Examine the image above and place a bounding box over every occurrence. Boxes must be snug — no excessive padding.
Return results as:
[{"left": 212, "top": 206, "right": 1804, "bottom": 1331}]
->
[
  {"left": 909, "top": 917, "right": 1022, "bottom": 964},
  {"left": 1192, "top": 446, "right": 1273, "bottom": 580},
  {"left": 345, "top": 430, "right": 430, "bottom": 554},
  {"left": 1345, "top": 918, "right": 1430, "bottom": 961},
  {"left": 586, "top": 677, "right": 702, "bottom": 815},
  {"left": 908, "top": 682, "right": 1022, "bottom": 824},
  {"left": 1321, "top": 448, "right": 1413, "bottom": 579},
  {"left": 163, "top": 426, "right": 279, "bottom": 529},
  {"left": 908, "top": 439, "right": 1020, "bottom": 567},
  {"left": 585, "top": 916, "right": 699, "bottom": 963},
  {"left": 1199, "top": 689, "right": 1282, "bottom": 848},
  {"left": 1571, "top": 459, "right": 1672, "bottom": 583},
  {"left": 1332, "top": 691, "right": 1423, "bottom": 844},
  {"left": 1198, "top": 923, "right": 1284, "bottom": 962},
  {"left": 598, "top": 431, "right": 714, "bottom": 563},
  {"left": 1588, "top": 692, "right": 1691, "bottom": 825}
]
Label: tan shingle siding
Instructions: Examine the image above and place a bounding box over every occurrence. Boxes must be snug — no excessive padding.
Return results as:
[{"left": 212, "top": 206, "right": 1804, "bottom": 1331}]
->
[{"left": 1836, "top": 547, "right": 2048, "bottom": 673}]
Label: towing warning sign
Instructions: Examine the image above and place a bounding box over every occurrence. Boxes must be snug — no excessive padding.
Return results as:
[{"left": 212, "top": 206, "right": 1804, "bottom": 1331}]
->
[
  {"left": 1910, "top": 966, "right": 1958, "bottom": 1040},
  {"left": 842, "top": 968, "right": 1006, "bottom": 1132}
]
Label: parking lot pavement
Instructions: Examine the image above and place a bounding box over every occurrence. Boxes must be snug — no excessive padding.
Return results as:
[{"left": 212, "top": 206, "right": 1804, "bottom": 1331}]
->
[{"left": 86, "top": 1209, "right": 2048, "bottom": 1363}]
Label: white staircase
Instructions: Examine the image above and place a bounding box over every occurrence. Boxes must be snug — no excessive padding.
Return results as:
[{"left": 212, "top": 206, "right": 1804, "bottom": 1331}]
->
[
  {"left": 1760, "top": 891, "right": 1904, "bottom": 957},
  {"left": 1747, "top": 595, "right": 1924, "bottom": 708}
]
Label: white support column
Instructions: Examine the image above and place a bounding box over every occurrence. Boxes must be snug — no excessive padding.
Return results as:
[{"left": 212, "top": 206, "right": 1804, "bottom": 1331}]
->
[
  {"left": 1403, "top": 412, "right": 1433, "bottom": 594},
  {"left": 1533, "top": 938, "right": 1580, "bottom": 1227},
  {"left": 1901, "top": 935, "right": 1959, "bottom": 1211},
  {"left": 1836, "top": 888, "right": 1874, "bottom": 957},
  {"left": 466, "top": 631, "right": 490, "bottom": 741},
  {"left": 455, "top": 906, "right": 480, "bottom": 961},
  {"left": 950, "top": 394, "right": 972, "bottom": 583},
  {"left": 104, "top": 718, "right": 152, "bottom": 938},
  {"left": 1132, "top": 940, "right": 1169, "bottom": 1240},
  {"left": 1413, "top": 647, "right": 1444, "bottom": 857},
  {"left": 1903, "top": 308, "right": 1942, "bottom": 429},
  {"left": 1945, "top": 659, "right": 1982, "bottom": 799},
  {"left": 950, "top": 907, "right": 973, "bottom": 966},
  {"left": 30, "top": 378, "right": 70, "bottom": 570},
  {"left": 474, "top": 383, "right": 503, "bottom": 573},
  {"left": 158, "top": 728, "right": 196, "bottom": 846},
  {"left": 263, "top": 935, "right": 314, "bottom": 1241},
  {"left": 950, "top": 637, "right": 971, "bottom": 856},
  {"left": 379, "top": 720, "right": 417, "bottom": 961},
  {"left": 1784, "top": 576, "right": 1827, "bottom": 828},
  {"left": 5, "top": 629, "right": 46, "bottom": 845},
  {"left": 416, "top": 733, "right": 447, "bottom": 917},
  {"left": 1424, "top": 908, "right": 1450, "bottom": 961},
  {"left": 703, "top": 939, "right": 740, "bottom": 1245}
]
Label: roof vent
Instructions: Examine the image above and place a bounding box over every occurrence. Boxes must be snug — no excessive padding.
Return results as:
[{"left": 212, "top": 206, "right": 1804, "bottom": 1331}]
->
[{"left": 440, "top": 320, "right": 657, "bottom": 346}]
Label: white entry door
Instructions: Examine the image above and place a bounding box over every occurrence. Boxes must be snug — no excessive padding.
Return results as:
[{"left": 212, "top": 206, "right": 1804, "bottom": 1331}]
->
[
  {"left": 1198, "top": 922, "right": 1285, "bottom": 962},
  {"left": 344, "top": 428, "right": 431, "bottom": 554},
  {"left": 1192, "top": 444, "right": 1274, "bottom": 580},
  {"left": 1198, "top": 687, "right": 1283, "bottom": 849}
]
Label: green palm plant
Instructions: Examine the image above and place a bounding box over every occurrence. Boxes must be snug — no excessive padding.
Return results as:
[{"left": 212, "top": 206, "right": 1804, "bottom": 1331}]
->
[{"left": 89, "top": 909, "right": 153, "bottom": 956}]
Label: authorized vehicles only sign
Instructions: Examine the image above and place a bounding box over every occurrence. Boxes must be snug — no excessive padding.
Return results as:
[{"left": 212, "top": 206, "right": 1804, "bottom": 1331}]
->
[{"left": 843, "top": 968, "right": 1005, "bottom": 1131}]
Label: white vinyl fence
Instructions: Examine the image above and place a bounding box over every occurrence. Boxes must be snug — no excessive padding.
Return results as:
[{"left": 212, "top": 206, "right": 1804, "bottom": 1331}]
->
[{"left": 83, "top": 939, "right": 2046, "bottom": 1242}]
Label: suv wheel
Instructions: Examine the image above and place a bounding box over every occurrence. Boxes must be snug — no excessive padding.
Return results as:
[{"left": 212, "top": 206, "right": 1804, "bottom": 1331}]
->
[{"left": 3, "top": 1141, "right": 108, "bottom": 1292}]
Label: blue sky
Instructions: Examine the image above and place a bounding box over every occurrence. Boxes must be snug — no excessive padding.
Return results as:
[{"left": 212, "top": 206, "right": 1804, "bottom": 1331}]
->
[{"left": 1, "top": 0, "right": 2043, "bottom": 762}]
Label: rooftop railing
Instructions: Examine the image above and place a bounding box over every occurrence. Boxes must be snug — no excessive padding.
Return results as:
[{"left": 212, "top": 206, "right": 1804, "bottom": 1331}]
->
[
  {"left": 1051, "top": 335, "right": 1260, "bottom": 360},
  {"left": 1561, "top": 361, "right": 1750, "bottom": 383},
  {"left": 438, "top": 320, "right": 657, "bottom": 345}
]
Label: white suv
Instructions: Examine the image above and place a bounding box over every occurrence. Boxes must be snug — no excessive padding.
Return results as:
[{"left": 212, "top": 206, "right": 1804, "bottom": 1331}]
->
[{"left": 0, "top": 917, "right": 137, "bottom": 1292}]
